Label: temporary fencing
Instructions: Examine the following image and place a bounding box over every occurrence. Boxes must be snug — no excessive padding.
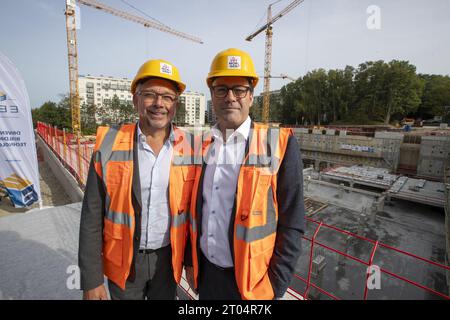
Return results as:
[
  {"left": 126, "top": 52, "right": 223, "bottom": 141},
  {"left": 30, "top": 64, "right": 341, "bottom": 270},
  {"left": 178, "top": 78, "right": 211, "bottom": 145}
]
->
[{"left": 36, "top": 122, "right": 93, "bottom": 189}]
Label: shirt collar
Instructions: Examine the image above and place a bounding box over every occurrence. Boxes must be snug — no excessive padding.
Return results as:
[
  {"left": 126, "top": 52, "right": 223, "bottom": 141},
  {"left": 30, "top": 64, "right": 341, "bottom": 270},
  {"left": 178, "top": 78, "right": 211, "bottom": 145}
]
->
[
  {"left": 137, "top": 122, "right": 175, "bottom": 145},
  {"left": 212, "top": 116, "right": 251, "bottom": 143}
]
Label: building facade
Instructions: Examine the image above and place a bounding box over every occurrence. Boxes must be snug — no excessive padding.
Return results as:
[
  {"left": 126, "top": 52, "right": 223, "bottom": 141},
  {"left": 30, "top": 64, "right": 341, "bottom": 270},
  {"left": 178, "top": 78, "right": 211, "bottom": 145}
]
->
[
  {"left": 206, "top": 100, "right": 217, "bottom": 125},
  {"left": 176, "top": 91, "right": 205, "bottom": 126},
  {"left": 79, "top": 74, "right": 133, "bottom": 107},
  {"left": 78, "top": 75, "right": 133, "bottom": 124}
]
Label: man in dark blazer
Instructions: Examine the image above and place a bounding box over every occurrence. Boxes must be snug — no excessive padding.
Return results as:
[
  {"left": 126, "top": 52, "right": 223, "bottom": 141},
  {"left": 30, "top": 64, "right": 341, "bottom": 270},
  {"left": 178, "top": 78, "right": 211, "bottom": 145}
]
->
[
  {"left": 79, "top": 59, "right": 192, "bottom": 300},
  {"left": 185, "top": 48, "right": 305, "bottom": 300}
]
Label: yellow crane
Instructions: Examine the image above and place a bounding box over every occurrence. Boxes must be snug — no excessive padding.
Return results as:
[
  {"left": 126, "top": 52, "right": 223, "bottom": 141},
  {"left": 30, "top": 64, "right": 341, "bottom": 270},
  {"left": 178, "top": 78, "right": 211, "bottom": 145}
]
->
[
  {"left": 270, "top": 73, "right": 296, "bottom": 81},
  {"left": 246, "top": 0, "right": 303, "bottom": 123},
  {"left": 65, "top": 0, "right": 203, "bottom": 135}
]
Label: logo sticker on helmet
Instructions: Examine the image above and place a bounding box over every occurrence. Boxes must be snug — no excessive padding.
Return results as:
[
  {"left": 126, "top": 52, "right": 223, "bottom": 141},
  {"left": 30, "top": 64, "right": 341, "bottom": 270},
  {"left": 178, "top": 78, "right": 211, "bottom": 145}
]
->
[
  {"left": 160, "top": 62, "right": 173, "bottom": 75},
  {"left": 227, "top": 56, "right": 241, "bottom": 70}
]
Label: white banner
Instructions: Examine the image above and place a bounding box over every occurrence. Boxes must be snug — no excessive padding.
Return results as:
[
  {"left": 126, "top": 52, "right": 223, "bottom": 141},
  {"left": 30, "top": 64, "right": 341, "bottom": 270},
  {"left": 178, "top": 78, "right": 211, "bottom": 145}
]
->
[{"left": 0, "top": 51, "right": 41, "bottom": 207}]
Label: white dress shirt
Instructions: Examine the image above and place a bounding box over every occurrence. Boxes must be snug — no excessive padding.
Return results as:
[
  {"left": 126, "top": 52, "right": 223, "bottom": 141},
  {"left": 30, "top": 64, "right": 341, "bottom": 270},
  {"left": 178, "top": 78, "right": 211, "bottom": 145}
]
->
[
  {"left": 200, "top": 116, "right": 251, "bottom": 268},
  {"left": 137, "top": 124, "right": 173, "bottom": 250}
]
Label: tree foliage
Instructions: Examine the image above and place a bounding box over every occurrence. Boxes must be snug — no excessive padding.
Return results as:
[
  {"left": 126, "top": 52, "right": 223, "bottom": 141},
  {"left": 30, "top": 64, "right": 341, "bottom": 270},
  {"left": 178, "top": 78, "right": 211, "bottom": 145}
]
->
[
  {"left": 417, "top": 74, "right": 450, "bottom": 118},
  {"left": 31, "top": 96, "right": 71, "bottom": 129},
  {"left": 32, "top": 94, "right": 137, "bottom": 135},
  {"left": 272, "top": 59, "right": 441, "bottom": 125}
]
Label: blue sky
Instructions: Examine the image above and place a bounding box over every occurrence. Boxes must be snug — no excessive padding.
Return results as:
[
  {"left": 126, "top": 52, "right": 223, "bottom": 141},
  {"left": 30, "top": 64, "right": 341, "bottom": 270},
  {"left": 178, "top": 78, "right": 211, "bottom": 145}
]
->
[{"left": 1, "top": 0, "right": 450, "bottom": 108}]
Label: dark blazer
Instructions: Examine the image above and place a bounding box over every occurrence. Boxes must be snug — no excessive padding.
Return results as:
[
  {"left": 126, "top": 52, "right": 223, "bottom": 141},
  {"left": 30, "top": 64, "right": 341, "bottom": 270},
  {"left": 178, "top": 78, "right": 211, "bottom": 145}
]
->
[
  {"left": 78, "top": 124, "right": 143, "bottom": 291},
  {"left": 186, "top": 121, "right": 306, "bottom": 298}
]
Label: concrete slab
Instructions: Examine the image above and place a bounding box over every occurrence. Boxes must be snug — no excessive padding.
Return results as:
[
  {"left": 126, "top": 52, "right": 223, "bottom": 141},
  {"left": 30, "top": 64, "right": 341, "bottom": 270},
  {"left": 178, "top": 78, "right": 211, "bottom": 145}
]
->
[
  {"left": 0, "top": 203, "right": 83, "bottom": 300},
  {"left": 388, "top": 177, "right": 446, "bottom": 207}
]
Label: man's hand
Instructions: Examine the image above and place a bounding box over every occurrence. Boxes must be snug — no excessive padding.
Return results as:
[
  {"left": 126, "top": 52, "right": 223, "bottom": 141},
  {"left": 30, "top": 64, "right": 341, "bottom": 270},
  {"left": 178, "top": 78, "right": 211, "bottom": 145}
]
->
[
  {"left": 185, "top": 266, "right": 197, "bottom": 294},
  {"left": 83, "top": 284, "right": 108, "bottom": 300}
]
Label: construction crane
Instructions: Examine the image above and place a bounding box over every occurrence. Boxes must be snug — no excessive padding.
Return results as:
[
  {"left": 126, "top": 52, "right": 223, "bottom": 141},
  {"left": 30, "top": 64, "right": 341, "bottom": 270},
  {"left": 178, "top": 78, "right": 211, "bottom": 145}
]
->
[
  {"left": 65, "top": 0, "right": 203, "bottom": 135},
  {"left": 246, "top": 0, "right": 303, "bottom": 123},
  {"left": 270, "top": 73, "right": 296, "bottom": 81}
]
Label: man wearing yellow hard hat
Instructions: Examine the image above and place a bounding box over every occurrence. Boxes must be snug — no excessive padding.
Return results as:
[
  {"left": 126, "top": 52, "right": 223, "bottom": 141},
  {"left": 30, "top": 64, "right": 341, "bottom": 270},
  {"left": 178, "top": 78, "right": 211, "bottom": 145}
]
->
[
  {"left": 79, "top": 59, "right": 196, "bottom": 299},
  {"left": 185, "top": 48, "right": 305, "bottom": 300}
]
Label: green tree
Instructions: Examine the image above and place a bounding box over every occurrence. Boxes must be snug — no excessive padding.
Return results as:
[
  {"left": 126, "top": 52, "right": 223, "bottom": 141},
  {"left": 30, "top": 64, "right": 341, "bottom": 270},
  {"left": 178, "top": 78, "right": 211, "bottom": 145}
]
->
[
  {"left": 301, "top": 69, "right": 328, "bottom": 125},
  {"left": 80, "top": 102, "right": 97, "bottom": 135},
  {"left": 327, "top": 66, "right": 355, "bottom": 123},
  {"left": 31, "top": 101, "right": 58, "bottom": 127},
  {"left": 279, "top": 79, "right": 303, "bottom": 125},
  {"left": 354, "top": 60, "right": 424, "bottom": 124},
  {"left": 56, "top": 94, "right": 72, "bottom": 129},
  {"left": 31, "top": 96, "right": 71, "bottom": 129},
  {"left": 249, "top": 96, "right": 262, "bottom": 122},
  {"left": 417, "top": 74, "right": 450, "bottom": 119},
  {"left": 354, "top": 60, "right": 387, "bottom": 122},
  {"left": 119, "top": 101, "right": 136, "bottom": 124},
  {"left": 95, "top": 95, "right": 136, "bottom": 126}
]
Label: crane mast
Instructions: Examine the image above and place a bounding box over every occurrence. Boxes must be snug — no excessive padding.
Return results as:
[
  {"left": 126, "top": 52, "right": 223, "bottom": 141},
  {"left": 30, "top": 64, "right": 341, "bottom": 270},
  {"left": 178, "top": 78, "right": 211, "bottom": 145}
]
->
[
  {"left": 65, "top": 1, "right": 81, "bottom": 135},
  {"left": 65, "top": 0, "right": 203, "bottom": 135},
  {"left": 262, "top": 5, "right": 274, "bottom": 124},
  {"left": 246, "top": 0, "right": 304, "bottom": 123}
]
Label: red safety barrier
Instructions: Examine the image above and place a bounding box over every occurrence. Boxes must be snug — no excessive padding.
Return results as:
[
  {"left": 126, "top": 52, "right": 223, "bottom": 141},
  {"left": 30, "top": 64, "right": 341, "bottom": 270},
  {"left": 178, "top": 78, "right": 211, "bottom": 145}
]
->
[
  {"left": 36, "top": 122, "right": 93, "bottom": 189},
  {"left": 293, "top": 217, "right": 450, "bottom": 300}
]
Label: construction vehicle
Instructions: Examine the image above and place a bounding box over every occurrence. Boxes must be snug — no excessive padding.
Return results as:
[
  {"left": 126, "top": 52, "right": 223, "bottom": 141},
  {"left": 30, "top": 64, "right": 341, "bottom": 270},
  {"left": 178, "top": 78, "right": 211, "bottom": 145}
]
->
[
  {"left": 246, "top": 0, "right": 304, "bottom": 123},
  {"left": 65, "top": 0, "right": 203, "bottom": 135},
  {"left": 400, "top": 118, "right": 415, "bottom": 126}
]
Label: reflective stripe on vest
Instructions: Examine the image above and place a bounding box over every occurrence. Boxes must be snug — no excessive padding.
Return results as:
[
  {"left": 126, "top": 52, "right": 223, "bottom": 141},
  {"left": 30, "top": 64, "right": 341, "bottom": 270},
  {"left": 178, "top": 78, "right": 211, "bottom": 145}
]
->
[
  {"left": 105, "top": 210, "right": 133, "bottom": 228},
  {"left": 235, "top": 185, "right": 277, "bottom": 243},
  {"left": 172, "top": 211, "right": 189, "bottom": 227}
]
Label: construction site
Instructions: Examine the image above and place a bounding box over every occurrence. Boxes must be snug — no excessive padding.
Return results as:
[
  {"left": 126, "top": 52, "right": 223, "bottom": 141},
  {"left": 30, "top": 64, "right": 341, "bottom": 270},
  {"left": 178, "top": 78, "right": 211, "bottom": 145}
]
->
[
  {"left": 177, "top": 124, "right": 450, "bottom": 300},
  {"left": 1, "top": 0, "right": 450, "bottom": 301},
  {"left": 1, "top": 121, "right": 449, "bottom": 300}
]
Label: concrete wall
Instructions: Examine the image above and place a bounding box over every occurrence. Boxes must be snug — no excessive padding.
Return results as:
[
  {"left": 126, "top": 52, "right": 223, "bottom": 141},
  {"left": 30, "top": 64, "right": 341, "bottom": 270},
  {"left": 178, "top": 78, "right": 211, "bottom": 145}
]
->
[
  {"left": 36, "top": 135, "right": 84, "bottom": 203},
  {"left": 398, "top": 143, "right": 421, "bottom": 172},
  {"left": 444, "top": 168, "right": 450, "bottom": 289},
  {"left": 417, "top": 136, "right": 450, "bottom": 179},
  {"left": 293, "top": 129, "right": 403, "bottom": 171}
]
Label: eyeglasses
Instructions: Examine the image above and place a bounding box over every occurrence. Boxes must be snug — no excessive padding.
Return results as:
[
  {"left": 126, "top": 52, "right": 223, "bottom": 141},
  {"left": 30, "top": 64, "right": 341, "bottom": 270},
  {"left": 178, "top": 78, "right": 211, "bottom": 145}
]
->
[
  {"left": 137, "top": 91, "right": 177, "bottom": 105},
  {"left": 211, "top": 85, "right": 251, "bottom": 99}
]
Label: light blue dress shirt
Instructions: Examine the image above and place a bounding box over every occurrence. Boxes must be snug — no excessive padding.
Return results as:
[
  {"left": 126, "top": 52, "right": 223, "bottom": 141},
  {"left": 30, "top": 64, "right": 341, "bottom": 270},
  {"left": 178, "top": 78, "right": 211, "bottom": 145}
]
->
[
  {"left": 137, "top": 124, "right": 173, "bottom": 250},
  {"left": 200, "top": 116, "right": 251, "bottom": 268}
]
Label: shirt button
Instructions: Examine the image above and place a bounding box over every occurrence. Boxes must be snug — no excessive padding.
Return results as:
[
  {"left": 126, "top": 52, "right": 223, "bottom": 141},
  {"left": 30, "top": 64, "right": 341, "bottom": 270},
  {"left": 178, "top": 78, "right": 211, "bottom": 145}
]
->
[
  {"left": 211, "top": 210, "right": 215, "bottom": 214},
  {"left": 209, "top": 233, "right": 213, "bottom": 238},
  {"left": 215, "top": 186, "right": 219, "bottom": 190}
]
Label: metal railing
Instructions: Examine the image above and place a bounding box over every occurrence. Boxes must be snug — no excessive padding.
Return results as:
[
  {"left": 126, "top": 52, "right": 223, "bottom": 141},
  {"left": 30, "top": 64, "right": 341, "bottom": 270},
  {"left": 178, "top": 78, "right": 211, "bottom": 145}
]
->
[
  {"left": 36, "top": 122, "right": 93, "bottom": 189},
  {"left": 292, "top": 217, "right": 450, "bottom": 300}
]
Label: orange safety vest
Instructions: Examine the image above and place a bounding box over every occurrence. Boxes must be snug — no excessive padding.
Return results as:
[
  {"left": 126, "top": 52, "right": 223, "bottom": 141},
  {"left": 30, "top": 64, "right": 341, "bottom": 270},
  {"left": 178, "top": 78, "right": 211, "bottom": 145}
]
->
[
  {"left": 93, "top": 123, "right": 196, "bottom": 290},
  {"left": 189, "top": 122, "right": 293, "bottom": 300}
]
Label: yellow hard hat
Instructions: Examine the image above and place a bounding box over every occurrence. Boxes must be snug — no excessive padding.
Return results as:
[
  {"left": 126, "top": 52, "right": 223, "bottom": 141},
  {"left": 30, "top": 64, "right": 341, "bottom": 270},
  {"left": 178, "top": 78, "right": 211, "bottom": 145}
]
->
[
  {"left": 206, "top": 48, "right": 259, "bottom": 88},
  {"left": 131, "top": 59, "right": 186, "bottom": 94}
]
